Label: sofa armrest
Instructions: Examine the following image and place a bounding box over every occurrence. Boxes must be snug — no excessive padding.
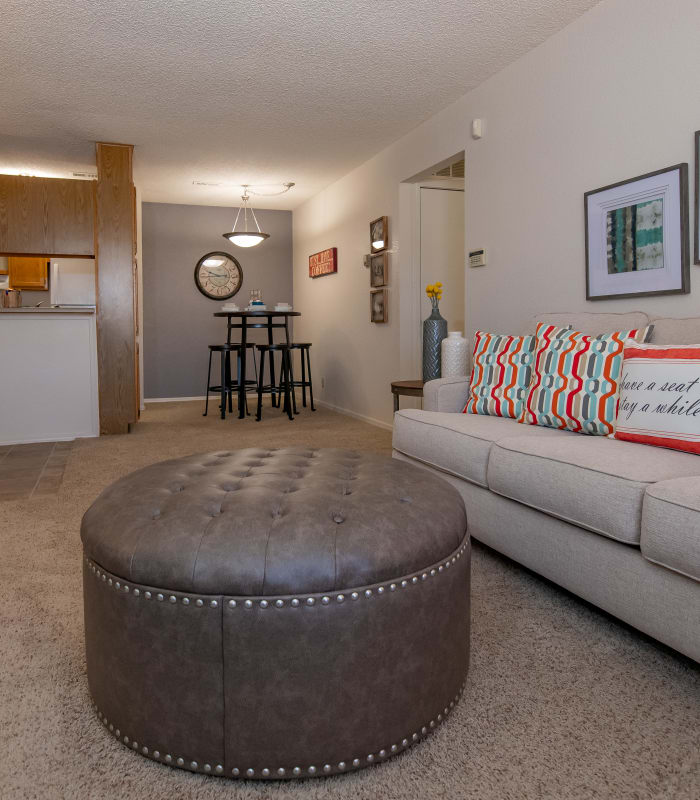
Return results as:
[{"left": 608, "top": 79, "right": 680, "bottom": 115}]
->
[{"left": 423, "top": 377, "right": 470, "bottom": 413}]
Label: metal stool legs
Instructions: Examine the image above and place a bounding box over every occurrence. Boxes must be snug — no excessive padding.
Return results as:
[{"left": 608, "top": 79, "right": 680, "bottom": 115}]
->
[
  {"left": 203, "top": 348, "right": 213, "bottom": 417},
  {"left": 305, "top": 346, "right": 315, "bottom": 411},
  {"left": 256, "top": 346, "right": 294, "bottom": 422},
  {"left": 204, "top": 345, "right": 255, "bottom": 420},
  {"left": 281, "top": 350, "right": 294, "bottom": 420},
  {"left": 299, "top": 345, "right": 315, "bottom": 411},
  {"left": 280, "top": 350, "right": 298, "bottom": 415},
  {"left": 203, "top": 347, "right": 234, "bottom": 420},
  {"left": 290, "top": 344, "right": 315, "bottom": 412}
]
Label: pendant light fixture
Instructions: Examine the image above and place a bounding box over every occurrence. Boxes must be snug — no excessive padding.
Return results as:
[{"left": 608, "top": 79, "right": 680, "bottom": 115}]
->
[{"left": 222, "top": 186, "right": 269, "bottom": 248}]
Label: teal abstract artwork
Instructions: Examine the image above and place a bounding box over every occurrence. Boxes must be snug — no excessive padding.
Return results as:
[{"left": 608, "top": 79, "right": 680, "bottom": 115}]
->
[{"left": 606, "top": 198, "right": 664, "bottom": 273}]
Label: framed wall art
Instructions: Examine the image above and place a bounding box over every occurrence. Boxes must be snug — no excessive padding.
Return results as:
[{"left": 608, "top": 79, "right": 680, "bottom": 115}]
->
[
  {"left": 369, "top": 252, "right": 388, "bottom": 287},
  {"left": 695, "top": 131, "right": 699, "bottom": 264},
  {"left": 370, "top": 288, "right": 387, "bottom": 323},
  {"left": 370, "top": 216, "right": 388, "bottom": 252},
  {"left": 584, "top": 163, "right": 689, "bottom": 300},
  {"left": 309, "top": 247, "right": 337, "bottom": 278}
]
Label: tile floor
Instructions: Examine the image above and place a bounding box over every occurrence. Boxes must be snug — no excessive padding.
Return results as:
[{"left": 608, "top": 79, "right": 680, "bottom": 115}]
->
[{"left": 0, "top": 440, "right": 73, "bottom": 500}]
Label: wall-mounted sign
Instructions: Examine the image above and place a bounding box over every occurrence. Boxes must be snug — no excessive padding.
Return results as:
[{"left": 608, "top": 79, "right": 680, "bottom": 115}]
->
[{"left": 309, "top": 247, "right": 338, "bottom": 278}]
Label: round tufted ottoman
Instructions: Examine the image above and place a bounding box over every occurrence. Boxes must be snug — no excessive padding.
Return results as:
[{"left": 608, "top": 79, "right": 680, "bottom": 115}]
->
[{"left": 81, "top": 448, "right": 469, "bottom": 779}]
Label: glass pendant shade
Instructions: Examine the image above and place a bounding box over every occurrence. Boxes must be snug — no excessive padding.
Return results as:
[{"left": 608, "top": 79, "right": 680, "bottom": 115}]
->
[
  {"left": 222, "top": 231, "right": 269, "bottom": 247},
  {"left": 223, "top": 191, "right": 269, "bottom": 248}
]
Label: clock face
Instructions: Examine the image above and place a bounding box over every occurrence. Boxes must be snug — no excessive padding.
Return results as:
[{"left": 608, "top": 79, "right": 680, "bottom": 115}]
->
[{"left": 194, "top": 252, "right": 243, "bottom": 300}]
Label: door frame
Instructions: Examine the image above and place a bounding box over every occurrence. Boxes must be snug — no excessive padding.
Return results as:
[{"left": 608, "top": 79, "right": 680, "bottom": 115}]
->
[{"left": 398, "top": 178, "right": 464, "bottom": 380}]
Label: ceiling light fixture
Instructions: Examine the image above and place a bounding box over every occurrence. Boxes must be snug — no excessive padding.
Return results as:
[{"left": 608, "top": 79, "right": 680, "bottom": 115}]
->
[
  {"left": 223, "top": 187, "right": 269, "bottom": 247},
  {"left": 222, "top": 183, "right": 295, "bottom": 248}
]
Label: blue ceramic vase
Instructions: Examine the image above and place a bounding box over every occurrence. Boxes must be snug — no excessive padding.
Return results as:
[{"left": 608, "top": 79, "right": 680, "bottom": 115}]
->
[{"left": 422, "top": 305, "right": 448, "bottom": 382}]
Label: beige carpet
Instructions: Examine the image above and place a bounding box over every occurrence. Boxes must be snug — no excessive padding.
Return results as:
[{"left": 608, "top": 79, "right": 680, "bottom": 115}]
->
[{"left": 1, "top": 401, "right": 698, "bottom": 800}]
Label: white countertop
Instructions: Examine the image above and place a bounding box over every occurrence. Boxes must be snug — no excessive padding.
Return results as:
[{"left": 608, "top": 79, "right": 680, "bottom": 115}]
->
[{"left": 0, "top": 306, "right": 95, "bottom": 314}]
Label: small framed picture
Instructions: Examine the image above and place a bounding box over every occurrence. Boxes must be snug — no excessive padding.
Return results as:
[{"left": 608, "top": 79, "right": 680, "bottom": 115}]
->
[
  {"left": 370, "top": 288, "right": 387, "bottom": 323},
  {"left": 370, "top": 252, "right": 388, "bottom": 287},
  {"left": 584, "top": 164, "right": 689, "bottom": 300},
  {"left": 370, "top": 216, "right": 388, "bottom": 253},
  {"left": 695, "top": 131, "right": 699, "bottom": 264}
]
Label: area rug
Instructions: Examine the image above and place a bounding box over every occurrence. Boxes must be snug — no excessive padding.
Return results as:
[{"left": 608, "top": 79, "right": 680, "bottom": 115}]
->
[{"left": 1, "top": 402, "right": 698, "bottom": 799}]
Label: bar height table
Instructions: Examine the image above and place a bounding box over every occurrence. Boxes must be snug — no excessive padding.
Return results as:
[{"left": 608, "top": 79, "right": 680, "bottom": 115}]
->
[{"left": 214, "top": 311, "right": 301, "bottom": 419}]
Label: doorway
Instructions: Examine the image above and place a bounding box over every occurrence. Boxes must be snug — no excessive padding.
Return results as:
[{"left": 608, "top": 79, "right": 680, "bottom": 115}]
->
[
  {"left": 420, "top": 186, "right": 465, "bottom": 338},
  {"left": 397, "top": 153, "right": 465, "bottom": 381}
]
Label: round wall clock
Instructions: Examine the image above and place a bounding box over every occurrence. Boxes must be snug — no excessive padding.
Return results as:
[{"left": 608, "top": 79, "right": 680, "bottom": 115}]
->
[{"left": 194, "top": 252, "right": 243, "bottom": 300}]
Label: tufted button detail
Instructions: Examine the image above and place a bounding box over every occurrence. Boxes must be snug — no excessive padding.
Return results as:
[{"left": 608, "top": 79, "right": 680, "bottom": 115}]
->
[{"left": 81, "top": 448, "right": 467, "bottom": 601}]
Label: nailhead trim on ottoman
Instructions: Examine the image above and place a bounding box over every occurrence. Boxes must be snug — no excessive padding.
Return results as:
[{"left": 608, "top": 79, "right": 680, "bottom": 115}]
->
[{"left": 90, "top": 679, "right": 467, "bottom": 780}]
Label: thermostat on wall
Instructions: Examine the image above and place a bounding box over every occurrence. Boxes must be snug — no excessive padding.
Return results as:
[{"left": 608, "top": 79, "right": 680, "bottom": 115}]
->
[{"left": 469, "top": 249, "right": 487, "bottom": 267}]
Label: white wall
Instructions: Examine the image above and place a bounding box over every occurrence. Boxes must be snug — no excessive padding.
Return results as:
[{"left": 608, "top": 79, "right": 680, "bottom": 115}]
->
[{"left": 293, "top": 0, "right": 700, "bottom": 427}]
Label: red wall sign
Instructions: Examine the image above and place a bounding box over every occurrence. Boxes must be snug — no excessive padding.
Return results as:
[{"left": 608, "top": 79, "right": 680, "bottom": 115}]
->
[{"left": 309, "top": 247, "right": 338, "bottom": 278}]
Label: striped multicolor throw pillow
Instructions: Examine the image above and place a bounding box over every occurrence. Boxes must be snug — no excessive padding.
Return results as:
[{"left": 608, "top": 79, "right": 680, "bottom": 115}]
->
[
  {"left": 614, "top": 341, "right": 700, "bottom": 454},
  {"left": 463, "top": 331, "right": 536, "bottom": 419},
  {"left": 518, "top": 323, "right": 651, "bottom": 435}
]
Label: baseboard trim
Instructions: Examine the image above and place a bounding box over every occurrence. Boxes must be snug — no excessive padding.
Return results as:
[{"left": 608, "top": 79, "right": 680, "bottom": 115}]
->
[
  {"left": 145, "top": 394, "right": 260, "bottom": 404},
  {"left": 144, "top": 395, "right": 393, "bottom": 432},
  {"left": 314, "top": 399, "right": 393, "bottom": 431},
  {"left": 145, "top": 396, "right": 207, "bottom": 403}
]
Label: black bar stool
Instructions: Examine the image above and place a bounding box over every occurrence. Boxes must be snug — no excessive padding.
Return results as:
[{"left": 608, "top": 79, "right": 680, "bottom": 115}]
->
[
  {"left": 203, "top": 344, "right": 258, "bottom": 420},
  {"left": 291, "top": 343, "right": 315, "bottom": 411},
  {"left": 255, "top": 344, "right": 294, "bottom": 421}
]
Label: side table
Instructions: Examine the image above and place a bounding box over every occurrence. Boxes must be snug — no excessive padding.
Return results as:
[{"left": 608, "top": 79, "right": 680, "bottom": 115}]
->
[{"left": 391, "top": 380, "right": 424, "bottom": 413}]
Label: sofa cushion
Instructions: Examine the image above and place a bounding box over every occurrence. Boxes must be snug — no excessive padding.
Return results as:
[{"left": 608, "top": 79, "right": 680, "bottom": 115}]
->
[
  {"left": 526, "top": 311, "right": 650, "bottom": 336},
  {"left": 488, "top": 434, "right": 700, "bottom": 544},
  {"left": 649, "top": 316, "right": 700, "bottom": 345},
  {"left": 392, "top": 410, "right": 560, "bottom": 487},
  {"left": 642, "top": 477, "right": 700, "bottom": 582}
]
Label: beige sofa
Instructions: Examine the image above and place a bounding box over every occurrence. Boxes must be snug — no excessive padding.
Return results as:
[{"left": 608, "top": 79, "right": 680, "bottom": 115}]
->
[{"left": 392, "top": 312, "right": 700, "bottom": 662}]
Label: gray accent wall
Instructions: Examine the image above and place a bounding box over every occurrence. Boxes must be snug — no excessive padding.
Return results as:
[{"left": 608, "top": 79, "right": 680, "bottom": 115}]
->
[{"left": 142, "top": 202, "right": 293, "bottom": 399}]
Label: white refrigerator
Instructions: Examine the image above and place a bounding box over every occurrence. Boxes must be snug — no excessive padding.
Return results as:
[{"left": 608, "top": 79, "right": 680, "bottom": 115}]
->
[{"left": 50, "top": 258, "right": 97, "bottom": 307}]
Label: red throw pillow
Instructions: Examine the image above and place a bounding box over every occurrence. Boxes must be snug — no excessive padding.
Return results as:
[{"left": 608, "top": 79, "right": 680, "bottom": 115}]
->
[{"left": 614, "top": 341, "right": 700, "bottom": 454}]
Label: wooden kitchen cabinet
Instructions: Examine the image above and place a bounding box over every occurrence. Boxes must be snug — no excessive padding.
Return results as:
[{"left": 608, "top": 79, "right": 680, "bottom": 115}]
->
[
  {"left": 8, "top": 256, "right": 49, "bottom": 290},
  {"left": 0, "top": 175, "right": 95, "bottom": 256}
]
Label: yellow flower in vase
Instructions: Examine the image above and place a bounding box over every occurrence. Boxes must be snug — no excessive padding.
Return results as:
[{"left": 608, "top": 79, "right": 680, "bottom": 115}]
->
[{"left": 426, "top": 281, "right": 444, "bottom": 308}]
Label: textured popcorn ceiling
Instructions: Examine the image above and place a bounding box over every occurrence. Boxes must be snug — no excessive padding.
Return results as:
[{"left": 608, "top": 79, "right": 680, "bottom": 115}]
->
[{"left": 0, "top": 0, "right": 599, "bottom": 208}]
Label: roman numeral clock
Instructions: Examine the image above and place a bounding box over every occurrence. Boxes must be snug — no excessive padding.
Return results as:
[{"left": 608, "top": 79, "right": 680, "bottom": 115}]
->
[{"left": 194, "top": 252, "right": 243, "bottom": 300}]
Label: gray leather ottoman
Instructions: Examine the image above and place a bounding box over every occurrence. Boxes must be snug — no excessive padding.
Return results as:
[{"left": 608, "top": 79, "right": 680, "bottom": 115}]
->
[{"left": 81, "top": 448, "right": 470, "bottom": 779}]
